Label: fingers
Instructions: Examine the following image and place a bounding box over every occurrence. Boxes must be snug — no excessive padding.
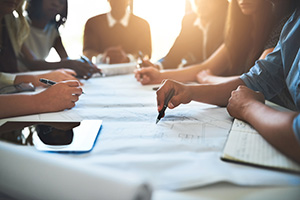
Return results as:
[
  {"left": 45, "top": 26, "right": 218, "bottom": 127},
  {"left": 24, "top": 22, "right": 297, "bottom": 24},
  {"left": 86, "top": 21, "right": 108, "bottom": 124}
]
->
[
  {"left": 156, "top": 79, "right": 173, "bottom": 111},
  {"left": 64, "top": 80, "right": 80, "bottom": 87},
  {"left": 71, "top": 94, "right": 80, "bottom": 102},
  {"left": 61, "top": 68, "right": 77, "bottom": 77}
]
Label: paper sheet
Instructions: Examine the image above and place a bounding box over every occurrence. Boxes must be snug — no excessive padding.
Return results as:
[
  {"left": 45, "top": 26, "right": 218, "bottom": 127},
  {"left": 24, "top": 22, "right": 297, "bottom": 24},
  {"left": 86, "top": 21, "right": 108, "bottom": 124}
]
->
[
  {"left": 222, "top": 119, "right": 300, "bottom": 173},
  {"left": 96, "top": 62, "right": 137, "bottom": 76},
  {"left": 1, "top": 74, "right": 300, "bottom": 195}
]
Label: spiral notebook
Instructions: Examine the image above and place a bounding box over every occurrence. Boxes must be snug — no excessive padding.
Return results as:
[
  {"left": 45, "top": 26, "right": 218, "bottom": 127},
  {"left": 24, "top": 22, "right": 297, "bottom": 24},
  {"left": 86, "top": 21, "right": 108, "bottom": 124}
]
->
[{"left": 221, "top": 118, "right": 300, "bottom": 174}]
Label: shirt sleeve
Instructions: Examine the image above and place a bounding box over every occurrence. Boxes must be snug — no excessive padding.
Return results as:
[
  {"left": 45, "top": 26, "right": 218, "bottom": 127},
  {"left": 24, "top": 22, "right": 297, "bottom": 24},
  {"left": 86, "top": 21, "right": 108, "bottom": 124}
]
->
[
  {"left": 264, "top": 14, "right": 291, "bottom": 50},
  {"left": 240, "top": 41, "right": 285, "bottom": 100},
  {"left": 0, "top": 72, "right": 16, "bottom": 85},
  {"left": 293, "top": 114, "right": 300, "bottom": 144}
]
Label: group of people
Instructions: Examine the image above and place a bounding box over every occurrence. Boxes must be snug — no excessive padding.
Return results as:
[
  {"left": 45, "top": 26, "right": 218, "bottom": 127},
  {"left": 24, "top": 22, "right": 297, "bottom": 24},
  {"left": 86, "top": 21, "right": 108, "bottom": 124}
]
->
[{"left": 0, "top": 0, "right": 300, "bottom": 164}]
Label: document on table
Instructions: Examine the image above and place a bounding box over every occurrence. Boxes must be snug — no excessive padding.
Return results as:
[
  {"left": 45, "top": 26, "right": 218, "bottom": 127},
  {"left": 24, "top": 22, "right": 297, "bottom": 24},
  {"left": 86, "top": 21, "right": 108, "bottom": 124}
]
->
[
  {"left": 221, "top": 119, "right": 300, "bottom": 173},
  {"left": 0, "top": 141, "right": 152, "bottom": 200},
  {"left": 97, "top": 62, "right": 137, "bottom": 76}
]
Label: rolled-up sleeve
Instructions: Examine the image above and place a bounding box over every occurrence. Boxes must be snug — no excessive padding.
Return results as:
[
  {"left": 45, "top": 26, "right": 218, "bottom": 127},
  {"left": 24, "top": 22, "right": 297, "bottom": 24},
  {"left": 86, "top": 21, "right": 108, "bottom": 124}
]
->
[
  {"left": 240, "top": 42, "right": 286, "bottom": 100},
  {"left": 0, "top": 73, "right": 16, "bottom": 85},
  {"left": 293, "top": 114, "right": 300, "bottom": 144}
]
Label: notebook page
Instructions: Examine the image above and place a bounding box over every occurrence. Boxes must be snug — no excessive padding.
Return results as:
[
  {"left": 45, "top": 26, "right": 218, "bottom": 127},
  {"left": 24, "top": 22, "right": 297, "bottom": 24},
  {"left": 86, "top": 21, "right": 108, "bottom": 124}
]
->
[{"left": 222, "top": 119, "right": 300, "bottom": 173}]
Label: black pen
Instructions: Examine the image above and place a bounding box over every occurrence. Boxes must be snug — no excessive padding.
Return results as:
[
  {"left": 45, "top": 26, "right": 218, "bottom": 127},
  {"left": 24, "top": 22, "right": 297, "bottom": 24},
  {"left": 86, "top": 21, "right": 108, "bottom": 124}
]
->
[
  {"left": 156, "top": 88, "right": 175, "bottom": 124},
  {"left": 39, "top": 78, "right": 85, "bottom": 94},
  {"left": 81, "top": 55, "right": 103, "bottom": 77}
]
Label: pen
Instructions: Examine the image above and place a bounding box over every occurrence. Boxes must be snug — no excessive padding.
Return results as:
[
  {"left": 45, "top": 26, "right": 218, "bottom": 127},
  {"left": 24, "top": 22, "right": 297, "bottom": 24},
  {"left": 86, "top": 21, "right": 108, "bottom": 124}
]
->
[
  {"left": 81, "top": 55, "right": 103, "bottom": 77},
  {"left": 39, "top": 78, "right": 85, "bottom": 94},
  {"left": 156, "top": 88, "right": 175, "bottom": 124}
]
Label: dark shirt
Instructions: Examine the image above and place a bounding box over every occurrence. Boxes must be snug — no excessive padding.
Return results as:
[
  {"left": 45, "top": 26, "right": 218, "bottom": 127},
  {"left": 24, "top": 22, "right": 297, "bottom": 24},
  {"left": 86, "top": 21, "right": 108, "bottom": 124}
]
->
[
  {"left": 0, "top": 20, "right": 18, "bottom": 73},
  {"left": 84, "top": 13, "right": 152, "bottom": 58}
]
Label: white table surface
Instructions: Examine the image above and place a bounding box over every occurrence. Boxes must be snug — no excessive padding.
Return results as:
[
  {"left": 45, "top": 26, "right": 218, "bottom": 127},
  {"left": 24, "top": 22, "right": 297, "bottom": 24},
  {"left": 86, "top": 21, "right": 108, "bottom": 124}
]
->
[{"left": 0, "top": 74, "right": 299, "bottom": 200}]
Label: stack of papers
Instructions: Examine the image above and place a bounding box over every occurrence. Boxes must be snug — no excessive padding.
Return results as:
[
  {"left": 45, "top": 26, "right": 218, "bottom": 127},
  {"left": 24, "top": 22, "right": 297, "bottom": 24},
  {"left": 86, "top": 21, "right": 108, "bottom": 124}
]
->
[{"left": 97, "top": 63, "right": 137, "bottom": 76}]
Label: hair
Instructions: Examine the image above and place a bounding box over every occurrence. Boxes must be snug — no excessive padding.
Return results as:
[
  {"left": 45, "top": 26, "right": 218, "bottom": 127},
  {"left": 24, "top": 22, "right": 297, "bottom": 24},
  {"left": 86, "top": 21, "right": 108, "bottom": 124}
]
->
[
  {"left": 27, "top": 0, "right": 68, "bottom": 29},
  {"left": 5, "top": 0, "right": 30, "bottom": 54},
  {"left": 225, "top": 0, "right": 296, "bottom": 74}
]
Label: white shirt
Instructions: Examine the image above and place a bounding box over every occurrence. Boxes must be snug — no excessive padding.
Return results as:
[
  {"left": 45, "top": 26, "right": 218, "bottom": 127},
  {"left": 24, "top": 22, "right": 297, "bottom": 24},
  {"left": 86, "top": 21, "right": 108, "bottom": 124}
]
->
[
  {"left": 106, "top": 11, "right": 130, "bottom": 28},
  {"left": 0, "top": 72, "right": 16, "bottom": 85},
  {"left": 25, "top": 23, "right": 59, "bottom": 60}
]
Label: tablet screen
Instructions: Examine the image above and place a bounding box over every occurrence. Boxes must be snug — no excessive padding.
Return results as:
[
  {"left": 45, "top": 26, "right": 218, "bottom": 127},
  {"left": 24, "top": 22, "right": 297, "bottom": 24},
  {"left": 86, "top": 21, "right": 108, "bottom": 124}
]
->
[{"left": 0, "top": 120, "right": 102, "bottom": 153}]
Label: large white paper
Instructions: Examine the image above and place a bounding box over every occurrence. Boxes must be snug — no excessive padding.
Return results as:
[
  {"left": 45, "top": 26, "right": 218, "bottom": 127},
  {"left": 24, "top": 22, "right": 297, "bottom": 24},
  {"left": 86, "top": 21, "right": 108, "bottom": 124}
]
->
[{"left": 1, "top": 74, "right": 300, "bottom": 198}]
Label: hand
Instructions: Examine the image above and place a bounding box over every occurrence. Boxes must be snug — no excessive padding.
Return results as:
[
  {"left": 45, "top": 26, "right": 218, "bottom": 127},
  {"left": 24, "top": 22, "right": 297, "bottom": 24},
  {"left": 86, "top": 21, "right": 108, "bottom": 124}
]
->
[
  {"left": 102, "top": 46, "right": 130, "bottom": 64},
  {"left": 156, "top": 79, "right": 192, "bottom": 113},
  {"left": 134, "top": 67, "right": 162, "bottom": 85},
  {"left": 61, "top": 59, "right": 99, "bottom": 80},
  {"left": 36, "top": 80, "right": 83, "bottom": 112},
  {"left": 36, "top": 69, "right": 83, "bottom": 86},
  {"left": 140, "top": 59, "right": 160, "bottom": 69},
  {"left": 227, "top": 86, "right": 265, "bottom": 120}
]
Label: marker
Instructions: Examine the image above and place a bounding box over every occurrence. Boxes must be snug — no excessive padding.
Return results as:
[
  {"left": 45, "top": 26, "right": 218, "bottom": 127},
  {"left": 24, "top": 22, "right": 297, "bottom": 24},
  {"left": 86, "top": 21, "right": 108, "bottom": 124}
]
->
[
  {"left": 39, "top": 78, "right": 85, "bottom": 94},
  {"left": 81, "top": 55, "right": 103, "bottom": 77},
  {"left": 152, "top": 87, "right": 159, "bottom": 91},
  {"left": 156, "top": 88, "right": 175, "bottom": 124}
]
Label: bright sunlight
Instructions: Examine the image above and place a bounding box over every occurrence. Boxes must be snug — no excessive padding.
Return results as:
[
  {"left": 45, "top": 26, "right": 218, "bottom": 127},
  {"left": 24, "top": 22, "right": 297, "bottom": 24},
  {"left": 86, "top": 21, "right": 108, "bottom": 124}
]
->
[{"left": 48, "top": 0, "right": 186, "bottom": 62}]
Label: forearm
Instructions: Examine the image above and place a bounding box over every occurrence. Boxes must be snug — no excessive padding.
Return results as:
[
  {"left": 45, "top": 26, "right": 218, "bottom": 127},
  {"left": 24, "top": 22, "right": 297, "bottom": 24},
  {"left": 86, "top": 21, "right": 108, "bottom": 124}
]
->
[
  {"left": 244, "top": 101, "right": 300, "bottom": 163},
  {"left": 0, "top": 94, "right": 44, "bottom": 119},
  {"left": 190, "top": 78, "right": 244, "bottom": 106},
  {"left": 162, "top": 63, "right": 207, "bottom": 83},
  {"left": 22, "top": 59, "right": 63, "bottom": 71},
  {"left": 14, "top": 75, "right": 39, "bottom": 86}
]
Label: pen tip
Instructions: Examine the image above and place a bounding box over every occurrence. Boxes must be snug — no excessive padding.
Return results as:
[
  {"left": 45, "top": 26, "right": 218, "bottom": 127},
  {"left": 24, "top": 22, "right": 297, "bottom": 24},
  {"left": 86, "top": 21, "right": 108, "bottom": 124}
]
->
[{"left": 156, "top": 119, "right": 159, "bottom": 124}]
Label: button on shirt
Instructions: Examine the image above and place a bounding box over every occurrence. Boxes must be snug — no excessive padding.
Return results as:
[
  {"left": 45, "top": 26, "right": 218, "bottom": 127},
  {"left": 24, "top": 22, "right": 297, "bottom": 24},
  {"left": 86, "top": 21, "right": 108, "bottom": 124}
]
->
[{"left": 240, "top": 8, "right": 300, "bottom": 143}]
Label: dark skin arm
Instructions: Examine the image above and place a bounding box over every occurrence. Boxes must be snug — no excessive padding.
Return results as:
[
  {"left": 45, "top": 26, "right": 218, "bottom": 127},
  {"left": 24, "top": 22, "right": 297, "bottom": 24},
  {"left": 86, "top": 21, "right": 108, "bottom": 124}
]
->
[
  {"left": 53, "top": 36, "right": 68, "bottom": 59},
  {"left": 20, "top": 45, "right": 99, "bottom": 79},
  {"left": 156, "top": 78, "right": 244, "bottom": 111}
]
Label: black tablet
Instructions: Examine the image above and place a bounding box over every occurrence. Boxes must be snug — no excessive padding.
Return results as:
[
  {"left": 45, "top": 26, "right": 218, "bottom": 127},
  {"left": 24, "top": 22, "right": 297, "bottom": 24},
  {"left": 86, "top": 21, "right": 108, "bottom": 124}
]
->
[{"left": 0, "top": 120, "right": 102, "bottom": 153}]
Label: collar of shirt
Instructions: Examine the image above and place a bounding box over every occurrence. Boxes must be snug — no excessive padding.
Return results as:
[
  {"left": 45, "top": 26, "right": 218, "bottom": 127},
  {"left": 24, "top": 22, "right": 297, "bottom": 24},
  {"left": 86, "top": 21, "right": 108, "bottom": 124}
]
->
[{"left": 107, "top": 11, "right": 130, "bottom": 28}]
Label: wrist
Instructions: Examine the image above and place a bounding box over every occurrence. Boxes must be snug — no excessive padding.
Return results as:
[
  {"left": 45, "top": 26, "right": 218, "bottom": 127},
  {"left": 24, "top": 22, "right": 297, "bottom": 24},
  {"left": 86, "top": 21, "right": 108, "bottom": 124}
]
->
[
  {"left": 34, "top": 92, "right": 48, "bottom": 113},
  {"left": 243, "top": 100, "right": 264, "bottom": 122}
]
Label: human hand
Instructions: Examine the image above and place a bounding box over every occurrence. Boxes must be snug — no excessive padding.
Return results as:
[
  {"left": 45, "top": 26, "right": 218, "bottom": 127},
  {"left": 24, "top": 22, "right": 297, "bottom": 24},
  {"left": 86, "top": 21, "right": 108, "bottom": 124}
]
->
[
  {"left": 227, "top": 85, "right": 265, "bottom": 120},
  {"left": 61, "top": 59, "right": 99, "bottom": 80},
  {"left": 36, "top": 69, "right": 83, "bottom": 86},
  {"left": 156, "top": 79, "right": 192, "bottom": 114},
  {"left": 134, "top": 67, "right": 162, "bottom": 85},
  {"left": 139, "top": 59, "right": 160, "bottom": 69},
  {"left": 36, "top": 80, "right": 83, "bottom": 112},
  {"left": 102, "top": 46, "right": 129, "bottom": 64}
]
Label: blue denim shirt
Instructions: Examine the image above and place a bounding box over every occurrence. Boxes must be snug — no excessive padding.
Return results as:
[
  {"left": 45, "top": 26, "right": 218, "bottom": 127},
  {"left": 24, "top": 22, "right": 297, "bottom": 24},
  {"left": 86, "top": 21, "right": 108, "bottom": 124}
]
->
[{"left": 241, "top": 8, "right": 300, "bottom": 142}]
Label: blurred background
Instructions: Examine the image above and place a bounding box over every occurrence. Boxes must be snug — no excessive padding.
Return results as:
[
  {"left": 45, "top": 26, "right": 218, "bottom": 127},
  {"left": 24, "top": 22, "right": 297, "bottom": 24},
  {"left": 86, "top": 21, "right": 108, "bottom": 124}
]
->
[{"left": 48, "top": 0, "right": 188, "bottom": 62}]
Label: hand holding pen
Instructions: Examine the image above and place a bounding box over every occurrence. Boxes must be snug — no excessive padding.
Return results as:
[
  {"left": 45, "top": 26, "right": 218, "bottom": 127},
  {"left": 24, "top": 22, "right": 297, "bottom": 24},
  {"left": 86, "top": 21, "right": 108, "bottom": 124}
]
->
[
  {"left": 40, "top": 78, "right": 85, "bottom": 94},
  {"left": 156, "top": 80, "right": 193, "bottom": 123},
  {"left": 80, "top": 55, "right": 103, "bottom": 77},
  {"left": 38, "top": 79, "right": 83, "bottom": 111},
  {"left": 156, "top": 88, "right": 175, "bottom": 124}
]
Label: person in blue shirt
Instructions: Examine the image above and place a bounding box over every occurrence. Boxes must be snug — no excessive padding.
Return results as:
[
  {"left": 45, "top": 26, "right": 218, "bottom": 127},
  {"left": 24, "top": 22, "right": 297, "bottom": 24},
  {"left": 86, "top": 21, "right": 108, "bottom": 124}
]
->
[{"left": 156, "top": 7, "right": 300, "bottom": 164}]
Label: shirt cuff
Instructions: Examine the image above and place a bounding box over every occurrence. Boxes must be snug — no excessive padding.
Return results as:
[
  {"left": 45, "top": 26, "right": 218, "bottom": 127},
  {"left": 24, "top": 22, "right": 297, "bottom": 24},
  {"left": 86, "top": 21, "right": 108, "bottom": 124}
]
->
[
  {"left": 292, "top": 114, "right": 300, "bottom": 144},
  {"left": 0, "top": 73, "right": 16, "bottom": 85}
]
